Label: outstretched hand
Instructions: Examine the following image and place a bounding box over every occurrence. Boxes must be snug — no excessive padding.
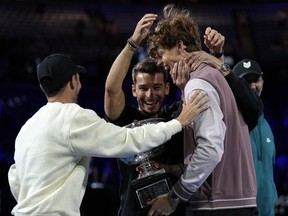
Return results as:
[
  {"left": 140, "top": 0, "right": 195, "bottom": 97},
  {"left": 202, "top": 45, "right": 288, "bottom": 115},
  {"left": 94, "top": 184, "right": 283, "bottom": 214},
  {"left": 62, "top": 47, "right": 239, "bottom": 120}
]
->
[
  {"left": 183, "top": 27, "right": 225, "bottom": 72},
  {"left": 130, "top": 14, "right": 157, "bottom": 46},
  {"left": 204, "top": 27, "right": 225, "bottom": 54},
  {"left": 176, "top": 90, "right": 209, "bottom": 127}
]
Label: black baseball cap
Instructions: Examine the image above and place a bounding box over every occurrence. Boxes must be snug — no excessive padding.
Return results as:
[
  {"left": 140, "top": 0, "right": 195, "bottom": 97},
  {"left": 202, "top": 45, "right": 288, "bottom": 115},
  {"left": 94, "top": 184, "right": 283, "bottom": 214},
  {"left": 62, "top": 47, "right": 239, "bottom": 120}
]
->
[
  {"left": 37, "top": 54, "right": 86, "bottom": 92},
  {"left": 233, "top": 59, "right": 263, "bottom": 78}
]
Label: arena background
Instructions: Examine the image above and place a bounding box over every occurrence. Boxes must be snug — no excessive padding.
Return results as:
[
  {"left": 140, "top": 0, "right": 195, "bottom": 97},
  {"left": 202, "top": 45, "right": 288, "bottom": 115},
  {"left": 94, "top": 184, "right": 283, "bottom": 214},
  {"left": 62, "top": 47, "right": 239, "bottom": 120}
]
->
[{"left": 0, "top": 0, "right": 287, "bottom": 215}]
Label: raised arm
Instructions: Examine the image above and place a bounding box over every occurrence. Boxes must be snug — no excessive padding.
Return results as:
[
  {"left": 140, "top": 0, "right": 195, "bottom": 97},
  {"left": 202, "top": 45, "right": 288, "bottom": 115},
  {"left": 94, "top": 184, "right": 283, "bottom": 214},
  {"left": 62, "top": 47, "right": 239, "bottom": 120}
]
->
[
  {"left": 185, "top": 26, "right": 263, "bottom": 131},
  {"left": 104, "top": 14, "right": 157, "bottom": 121},
  {"left": 203, "top": 27, "right": 225, "bottom": 62}
]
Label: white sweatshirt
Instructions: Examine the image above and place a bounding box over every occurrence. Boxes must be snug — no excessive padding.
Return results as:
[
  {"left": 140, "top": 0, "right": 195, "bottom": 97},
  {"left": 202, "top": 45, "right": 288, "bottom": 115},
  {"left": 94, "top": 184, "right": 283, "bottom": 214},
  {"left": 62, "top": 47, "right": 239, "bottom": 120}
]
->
[{"left": 8, "top": 102, "right": 182, "bottom": 216}]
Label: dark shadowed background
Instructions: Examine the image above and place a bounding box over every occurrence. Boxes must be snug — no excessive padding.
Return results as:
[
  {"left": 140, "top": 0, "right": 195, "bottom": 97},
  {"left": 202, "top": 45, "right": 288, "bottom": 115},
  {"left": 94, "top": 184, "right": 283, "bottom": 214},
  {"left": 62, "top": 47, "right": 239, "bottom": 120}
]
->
[{"left": 0, "top": 0, "right": 287, "bottom": 215}]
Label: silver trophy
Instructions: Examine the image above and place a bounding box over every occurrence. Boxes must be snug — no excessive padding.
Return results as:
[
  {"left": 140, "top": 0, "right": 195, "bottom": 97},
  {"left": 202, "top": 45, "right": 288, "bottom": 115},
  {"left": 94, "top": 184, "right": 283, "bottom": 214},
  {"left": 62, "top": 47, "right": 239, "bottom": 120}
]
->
[{"left": 122, "top": 118, "right": 173, "bottom": 211}]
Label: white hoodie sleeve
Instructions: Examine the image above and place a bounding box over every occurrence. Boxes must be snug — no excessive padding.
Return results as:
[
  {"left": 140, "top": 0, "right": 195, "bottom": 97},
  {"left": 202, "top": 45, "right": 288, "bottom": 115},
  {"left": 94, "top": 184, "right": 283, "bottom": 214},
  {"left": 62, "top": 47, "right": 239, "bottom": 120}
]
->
[{"left": 69, "top": 108, "right": 182, "bottom": 158}]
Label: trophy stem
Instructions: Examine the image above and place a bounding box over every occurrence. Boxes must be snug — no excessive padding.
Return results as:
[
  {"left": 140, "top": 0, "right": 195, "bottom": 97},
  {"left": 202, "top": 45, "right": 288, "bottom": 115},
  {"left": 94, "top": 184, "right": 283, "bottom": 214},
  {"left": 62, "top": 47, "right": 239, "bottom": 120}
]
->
[
  {"left": 137, "top": 159, "right": 166, "bottom": 179},
  {"left": 138, "top": 159, "right": 154, "bottom": 178}
]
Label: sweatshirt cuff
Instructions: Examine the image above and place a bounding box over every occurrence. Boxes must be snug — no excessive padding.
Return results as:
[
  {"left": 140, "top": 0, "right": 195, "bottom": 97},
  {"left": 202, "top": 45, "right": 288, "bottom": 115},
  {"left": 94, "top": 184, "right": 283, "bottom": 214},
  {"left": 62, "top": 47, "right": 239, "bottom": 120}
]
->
[
  {"left": 167, "top": 119, "right": 182, "bottom": 133},
  {"left": 173, "top": 180, "right": 194, "bottom": 202}
]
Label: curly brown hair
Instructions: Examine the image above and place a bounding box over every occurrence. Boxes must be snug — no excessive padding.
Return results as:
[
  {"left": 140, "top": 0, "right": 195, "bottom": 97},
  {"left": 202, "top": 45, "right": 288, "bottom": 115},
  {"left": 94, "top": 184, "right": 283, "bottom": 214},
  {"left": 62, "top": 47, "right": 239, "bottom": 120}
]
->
[{"left": 147, "top": 4, "right": 202, "bottom": 59}]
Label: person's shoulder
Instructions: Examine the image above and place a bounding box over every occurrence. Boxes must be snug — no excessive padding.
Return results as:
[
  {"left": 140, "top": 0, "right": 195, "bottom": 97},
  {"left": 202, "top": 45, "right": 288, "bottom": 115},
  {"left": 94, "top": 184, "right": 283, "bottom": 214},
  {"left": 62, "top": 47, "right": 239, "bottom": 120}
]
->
[
  {"left": 44, "top": 102, "right": 81, "bottom": 111},
  {"left": 167, "top": 100, "right": 182, "bottom": 109},
  {"left": 65, "top": 103, "right": 85, "bottom": 111},
  {"left": 109, "top": 102, "right": 147, "bottom": 126},
  {"left": 190, "top": 63, "right": 220, "bottom": 80},
  {"left": 163, "top": 100, "right": 182, "bottom": 119},
  {"left": 63, "top": 103, "right": 96, "bottom": 118},
  {"left": 197, "top": 63, "right": 218, "bottom": 72}
]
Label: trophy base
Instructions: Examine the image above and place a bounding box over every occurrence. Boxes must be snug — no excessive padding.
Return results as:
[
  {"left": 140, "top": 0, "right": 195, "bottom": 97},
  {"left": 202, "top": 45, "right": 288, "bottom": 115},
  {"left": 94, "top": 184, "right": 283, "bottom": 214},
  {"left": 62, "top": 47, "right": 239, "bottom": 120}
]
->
[{"left": 131, "top": 171, "right": 172, "bottom": 210}]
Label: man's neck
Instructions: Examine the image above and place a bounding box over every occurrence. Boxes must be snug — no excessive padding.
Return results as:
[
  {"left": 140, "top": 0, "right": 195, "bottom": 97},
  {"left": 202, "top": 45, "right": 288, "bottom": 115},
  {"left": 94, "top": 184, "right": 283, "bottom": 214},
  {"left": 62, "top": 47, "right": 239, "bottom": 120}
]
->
[{"left": 139, "top": 108, "right": 163, "bottom": 118}]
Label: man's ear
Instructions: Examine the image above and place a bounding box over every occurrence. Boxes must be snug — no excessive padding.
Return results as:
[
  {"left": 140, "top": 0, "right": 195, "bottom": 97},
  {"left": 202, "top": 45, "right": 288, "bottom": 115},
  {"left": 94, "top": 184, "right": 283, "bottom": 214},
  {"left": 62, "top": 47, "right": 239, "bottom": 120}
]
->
[
  {"left": 70, "top": 74, "right": 78, "bottom": 90},
  {"left": 165, "top": 82, "right": 170, "bottom": 96},
  {"left": 132, "top": 84, "right": 137, "bottom": 97},
  {"left": 177, "top": 40, "right": 185, "bottom": 50},
  {"left": 39, "top": 84, "right": 44, "bottom": 92}
]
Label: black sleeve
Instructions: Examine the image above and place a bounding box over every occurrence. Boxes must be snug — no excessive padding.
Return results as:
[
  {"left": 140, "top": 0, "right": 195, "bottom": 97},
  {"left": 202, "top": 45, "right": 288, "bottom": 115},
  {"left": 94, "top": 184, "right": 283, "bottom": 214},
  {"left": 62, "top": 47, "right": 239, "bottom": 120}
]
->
[
  {"left": 225, "top": 72, "right": 263, "bottom": 131},
  {"left": 104, "top": 102, "right": 147, "bottom": 126}
]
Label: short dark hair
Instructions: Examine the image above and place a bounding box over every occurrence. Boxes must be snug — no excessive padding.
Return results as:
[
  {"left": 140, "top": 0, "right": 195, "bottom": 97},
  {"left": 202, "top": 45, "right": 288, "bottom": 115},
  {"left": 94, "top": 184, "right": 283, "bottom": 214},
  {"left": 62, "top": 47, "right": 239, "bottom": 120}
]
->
[
  {"left": 40, "top": 77, "right": 68, "bottom": 97},
  {"left": 131, "top": 58, "right": 168, "bottom": 84}
]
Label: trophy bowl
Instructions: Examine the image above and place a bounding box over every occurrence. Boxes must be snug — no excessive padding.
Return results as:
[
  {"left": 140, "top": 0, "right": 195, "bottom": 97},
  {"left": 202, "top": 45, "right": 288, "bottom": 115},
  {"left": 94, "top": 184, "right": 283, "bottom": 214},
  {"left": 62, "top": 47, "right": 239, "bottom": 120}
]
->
[
  {"left": 123, "top": 118, "right": 166, "bottom": 176},
  {"left": 122, "top": 118, "right": 173, "bottom": 211}
]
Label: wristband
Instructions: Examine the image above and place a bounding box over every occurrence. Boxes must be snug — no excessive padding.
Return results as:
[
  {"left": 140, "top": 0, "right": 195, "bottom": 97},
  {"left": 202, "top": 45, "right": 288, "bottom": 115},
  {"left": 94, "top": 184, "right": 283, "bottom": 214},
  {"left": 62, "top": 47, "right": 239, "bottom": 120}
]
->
[
  {"left": 169, "top": 190, "right": 180, "bottom": 203},
  {"left": 127, "top": 38, "right": 139, "bottom": 51}
]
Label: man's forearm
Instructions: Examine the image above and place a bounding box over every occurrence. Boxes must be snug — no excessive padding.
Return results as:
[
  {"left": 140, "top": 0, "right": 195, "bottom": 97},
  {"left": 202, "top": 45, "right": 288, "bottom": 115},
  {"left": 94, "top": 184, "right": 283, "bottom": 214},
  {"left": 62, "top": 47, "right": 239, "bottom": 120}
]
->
[{"left": 105, "top": 43, "right": 136, "bottom": 93}]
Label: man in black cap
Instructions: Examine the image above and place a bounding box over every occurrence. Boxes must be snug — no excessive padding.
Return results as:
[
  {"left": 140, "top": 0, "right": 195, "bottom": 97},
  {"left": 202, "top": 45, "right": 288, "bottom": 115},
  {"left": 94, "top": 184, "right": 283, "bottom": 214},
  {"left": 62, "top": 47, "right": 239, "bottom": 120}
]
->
[
  {"left": 7, "top": 53, "right": 209, "bottom": 216},
  {"left": 234, "top": 59, "right": 263, "bottom": 84},
  {"left": 234, "top": 59, "right": 278, "bottom": 216}
]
